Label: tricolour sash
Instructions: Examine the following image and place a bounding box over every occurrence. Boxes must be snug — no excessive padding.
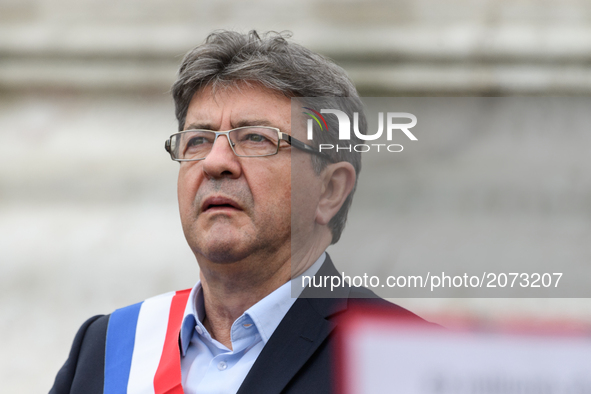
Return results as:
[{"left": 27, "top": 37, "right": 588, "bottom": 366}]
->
[{"left": 104, "top": 289, "right": 191, "bottom": 394}]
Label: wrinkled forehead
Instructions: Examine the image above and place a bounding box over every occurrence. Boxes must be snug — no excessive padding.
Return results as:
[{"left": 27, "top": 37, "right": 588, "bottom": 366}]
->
[{"left": 184, "top": 82, "right": 293, "bottom": 133}]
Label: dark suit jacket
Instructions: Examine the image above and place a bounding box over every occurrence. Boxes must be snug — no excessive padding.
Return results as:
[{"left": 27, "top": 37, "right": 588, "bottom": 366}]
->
[{"left": 49, "top": 256, "right": 425, "bottom": 394}]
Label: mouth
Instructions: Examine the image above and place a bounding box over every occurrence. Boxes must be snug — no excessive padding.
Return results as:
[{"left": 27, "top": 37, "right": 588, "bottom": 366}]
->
[{"left": 201, "top": 196, "right": 243, "bottom": 213}]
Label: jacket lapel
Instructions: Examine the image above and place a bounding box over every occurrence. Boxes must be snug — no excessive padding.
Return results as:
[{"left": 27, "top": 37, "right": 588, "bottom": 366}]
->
[{"left": 236, "top": 255, "right": 349, "bottom": 394}]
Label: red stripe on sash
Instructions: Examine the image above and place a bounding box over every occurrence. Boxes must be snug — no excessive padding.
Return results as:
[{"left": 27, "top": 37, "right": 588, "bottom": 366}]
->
[{"left": 153, "top": 289, "right": 191, "bottom": 394}]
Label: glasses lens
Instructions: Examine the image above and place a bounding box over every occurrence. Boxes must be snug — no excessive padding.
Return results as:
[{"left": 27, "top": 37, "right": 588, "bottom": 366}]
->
[
  {"left": 169, "top": 127, "right": 280, "bottom": 161},
  {"left": 173, "top": 130, "right": 216, "bottom": 160},
  {"left": 230, "top": 127, "right": 279, "bottom": 157}
]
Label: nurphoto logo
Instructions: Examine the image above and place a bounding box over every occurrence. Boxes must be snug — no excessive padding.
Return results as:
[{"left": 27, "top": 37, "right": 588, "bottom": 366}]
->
[{"left": 304, "top": 108, "right": 417, "bottom": 153}]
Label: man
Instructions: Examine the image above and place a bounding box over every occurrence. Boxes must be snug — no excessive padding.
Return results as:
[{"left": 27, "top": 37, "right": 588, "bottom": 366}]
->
[{"left": 50, "top": 30, "right": 423, "bottom": 394}]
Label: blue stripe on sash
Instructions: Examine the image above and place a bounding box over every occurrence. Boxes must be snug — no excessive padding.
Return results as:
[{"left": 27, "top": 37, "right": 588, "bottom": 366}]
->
[{"left": 104, "top": 301, "right": 143, "bottom": 394}]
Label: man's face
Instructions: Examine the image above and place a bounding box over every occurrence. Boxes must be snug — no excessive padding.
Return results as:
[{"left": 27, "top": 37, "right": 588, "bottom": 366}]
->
[{"left": 177, "top": 84, "right": 318, "bottom": 276}]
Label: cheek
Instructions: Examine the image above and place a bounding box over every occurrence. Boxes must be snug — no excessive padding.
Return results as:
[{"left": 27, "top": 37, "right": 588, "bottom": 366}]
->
[
  {"left": 249, "top": 164, "right": 291, "bottom": 217},
  {"left": 177, "top": 165, "right": 200, "bottom": 216},
  {"left": 291, "top": 165, "right": 322, "bottom": 223}
]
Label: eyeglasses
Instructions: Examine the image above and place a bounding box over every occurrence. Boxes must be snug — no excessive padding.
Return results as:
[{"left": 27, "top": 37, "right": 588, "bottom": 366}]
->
[{"left": 165, "top": 126, "right": 332, "bottom": 162}]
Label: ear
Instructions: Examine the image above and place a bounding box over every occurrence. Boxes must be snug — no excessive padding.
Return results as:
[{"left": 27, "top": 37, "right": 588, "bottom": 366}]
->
[{"left": 315, "top": 162, "right": 356, "bottom": 226}]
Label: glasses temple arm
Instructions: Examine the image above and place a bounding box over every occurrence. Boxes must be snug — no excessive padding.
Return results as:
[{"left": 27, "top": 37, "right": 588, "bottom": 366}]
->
[{"left": 280, "top": 134, "right": 334, "bottom": 162}]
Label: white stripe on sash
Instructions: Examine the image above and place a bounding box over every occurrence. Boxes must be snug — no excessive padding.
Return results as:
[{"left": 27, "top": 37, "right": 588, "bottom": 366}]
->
[{"left": 126, "top": 291, "right": 176, "bottom": 394}]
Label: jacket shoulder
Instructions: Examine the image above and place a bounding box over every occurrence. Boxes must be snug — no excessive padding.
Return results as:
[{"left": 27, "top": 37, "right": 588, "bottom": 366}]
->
[{"left": 49, "top": 315, "right": 109, "bottom": 394}]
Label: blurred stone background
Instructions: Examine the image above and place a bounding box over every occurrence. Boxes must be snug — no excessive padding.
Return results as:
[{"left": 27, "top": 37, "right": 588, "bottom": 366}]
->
[{"left": 1, "top": 0, "right": 591, "bottom": 392}]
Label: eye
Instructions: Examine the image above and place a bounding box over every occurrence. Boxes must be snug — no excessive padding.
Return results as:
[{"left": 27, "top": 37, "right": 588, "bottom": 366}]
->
[
  {"left": 183, "top": 132, "right": 214, "bottom": 156},
  {"left": 187, "top": 136, "right": 207, "bottom": 147},
  {"left": 245, "top": 133, "right": 270, "bottom": 143}
]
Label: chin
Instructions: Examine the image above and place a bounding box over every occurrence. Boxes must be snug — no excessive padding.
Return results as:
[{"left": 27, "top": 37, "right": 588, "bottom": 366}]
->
[
  {"left": 203, "top": 247, "right": 250, "bottom": 264},
  {"left": 193, "top": 233, "right": 255, "bottom": 264}
]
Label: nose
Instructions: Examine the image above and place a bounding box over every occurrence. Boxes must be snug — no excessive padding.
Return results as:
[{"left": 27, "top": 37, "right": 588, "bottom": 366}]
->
[{"left": 201, "top": 133, "right": 242, "bottom": 179}]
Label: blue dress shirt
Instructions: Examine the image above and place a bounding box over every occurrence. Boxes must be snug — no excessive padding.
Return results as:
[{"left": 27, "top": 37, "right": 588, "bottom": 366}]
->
[{"left": 179, "top": 253, "right": 325, "bottom": 394}]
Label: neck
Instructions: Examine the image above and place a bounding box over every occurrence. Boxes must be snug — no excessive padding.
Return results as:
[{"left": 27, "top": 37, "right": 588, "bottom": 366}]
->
[
  {"left": 291, "top": 227, "right": 332, "bottom": 277},
  {"left": 197, "top": 228, "right": 332, "bottom": 349},
  {"left": 198, "top": 254, "right": 291, "bottom": 349}
]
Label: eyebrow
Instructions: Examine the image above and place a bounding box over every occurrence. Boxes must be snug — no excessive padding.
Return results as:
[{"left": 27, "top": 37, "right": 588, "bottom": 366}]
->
[
  {"left": 184, "top": 122, "right": 212, "bottom": 130},
  {"left": 234, "top": 119, "right": 276, "bottom": 128},
  {"left": 184, "top": 119, "right": 278, "bottom": 131}
]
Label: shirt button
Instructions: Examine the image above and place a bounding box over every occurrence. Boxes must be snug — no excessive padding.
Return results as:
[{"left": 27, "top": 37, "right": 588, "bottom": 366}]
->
[
  {"left": 195, "top": 325, "right": 203, "bottom": 335},
  {"left": 243, "top": 323, "right": 253, "bottom": 328},
  {"left": 218, "top": 361, "right": 227, "bottom": 371}
]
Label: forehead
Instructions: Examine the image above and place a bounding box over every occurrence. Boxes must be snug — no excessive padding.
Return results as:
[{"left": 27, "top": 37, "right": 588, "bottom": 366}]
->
[{"left": 184, "top": 84, "right": 292, "bottom": 131}]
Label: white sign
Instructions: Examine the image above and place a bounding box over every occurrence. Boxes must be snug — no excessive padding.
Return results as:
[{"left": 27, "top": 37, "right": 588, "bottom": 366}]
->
[{"left": 339, "top": 315, "right": 591, "bottom": 394}]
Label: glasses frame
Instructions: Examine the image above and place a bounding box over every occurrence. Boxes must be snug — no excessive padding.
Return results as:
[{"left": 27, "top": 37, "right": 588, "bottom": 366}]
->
[{"left": 165, "top": 126, "right": 333, "bottom": 162}]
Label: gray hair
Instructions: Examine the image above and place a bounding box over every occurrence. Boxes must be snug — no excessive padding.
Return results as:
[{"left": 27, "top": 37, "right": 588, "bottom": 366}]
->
[{"left": 171, "top": 30, "right": 365, "bottom": 244}]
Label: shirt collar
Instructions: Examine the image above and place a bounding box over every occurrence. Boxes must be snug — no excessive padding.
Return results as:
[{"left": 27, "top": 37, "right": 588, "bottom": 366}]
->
[
  {"left": 180, "top": 283, "right": 204, "bottom": 356},
  {"left": 180, "top": 252, "right": 326, "bottom": 355}
]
